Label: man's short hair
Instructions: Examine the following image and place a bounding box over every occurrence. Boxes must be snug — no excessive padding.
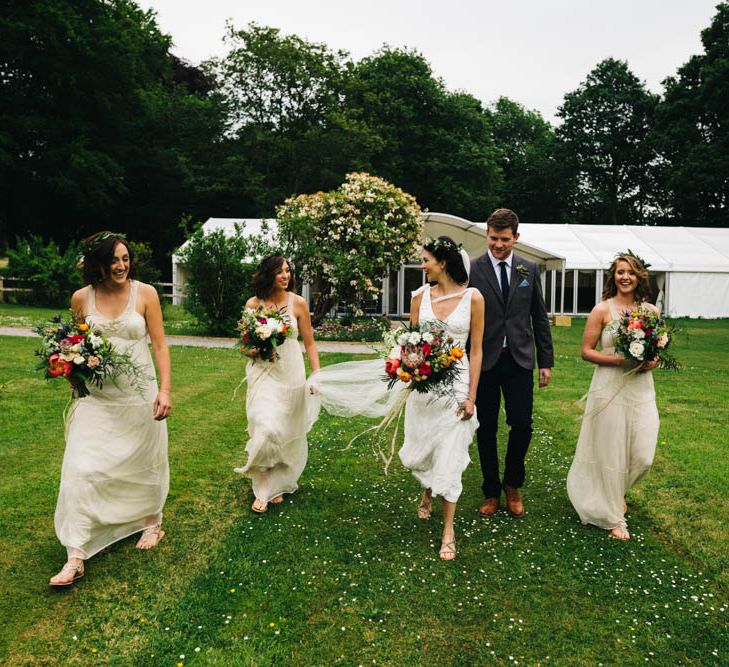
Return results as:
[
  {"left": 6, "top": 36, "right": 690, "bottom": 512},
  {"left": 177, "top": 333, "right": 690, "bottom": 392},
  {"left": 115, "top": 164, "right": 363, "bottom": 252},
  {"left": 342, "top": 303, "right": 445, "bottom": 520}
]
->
[{"left": 486, "top": 208, "right": 519, "bottom": 234}]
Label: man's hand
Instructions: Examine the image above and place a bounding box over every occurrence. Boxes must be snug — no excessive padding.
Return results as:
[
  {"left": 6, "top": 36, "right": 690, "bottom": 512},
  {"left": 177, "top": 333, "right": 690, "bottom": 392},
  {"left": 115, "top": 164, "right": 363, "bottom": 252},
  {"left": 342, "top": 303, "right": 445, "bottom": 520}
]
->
[{"left": 538, "top": 368, "right": 552, "bottom": 388}]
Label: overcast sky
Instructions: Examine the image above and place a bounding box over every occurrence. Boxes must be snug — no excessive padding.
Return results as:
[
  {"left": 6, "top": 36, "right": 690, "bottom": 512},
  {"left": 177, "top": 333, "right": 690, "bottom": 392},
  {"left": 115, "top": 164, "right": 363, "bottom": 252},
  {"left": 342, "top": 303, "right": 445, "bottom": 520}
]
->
[{"left": 136, "top": 0, "right": 720, "bottom": 124}]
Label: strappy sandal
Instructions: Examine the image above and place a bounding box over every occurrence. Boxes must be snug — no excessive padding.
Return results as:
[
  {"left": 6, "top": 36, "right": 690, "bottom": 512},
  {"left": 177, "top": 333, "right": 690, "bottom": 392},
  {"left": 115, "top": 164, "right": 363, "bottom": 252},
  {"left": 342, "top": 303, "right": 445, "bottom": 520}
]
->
[
  {"left": 136, "top": 523, "right": 166, "bottom": 549},
  {"left": 609, "top": 523, "right": 630, "bottom": 541},
  {"left": 417, "top": 493, "right": 432, "bottom": 520},
  {"left": 439, "top": 540, "right": 457, "bottom": 561},
  {"left": 49, "top": 560, "right": 84, "bottom": 587},
  {"left": 251, "top": 498, "right": 268, "bottom": 513}
]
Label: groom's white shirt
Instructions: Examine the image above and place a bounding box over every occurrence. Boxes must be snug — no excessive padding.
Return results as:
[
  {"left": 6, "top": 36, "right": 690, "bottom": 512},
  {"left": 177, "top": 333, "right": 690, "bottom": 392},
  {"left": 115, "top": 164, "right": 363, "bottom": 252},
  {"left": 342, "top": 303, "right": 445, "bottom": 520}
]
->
[{"left": 488, "top": 249, "right": 513, "bottom": 348}]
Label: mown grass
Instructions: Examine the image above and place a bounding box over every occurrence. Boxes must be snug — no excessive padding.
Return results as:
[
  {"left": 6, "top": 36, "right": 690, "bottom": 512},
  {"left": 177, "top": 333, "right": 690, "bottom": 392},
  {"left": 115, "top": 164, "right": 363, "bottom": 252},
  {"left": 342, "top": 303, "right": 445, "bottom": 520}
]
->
[
  {"left": 0, "top": 320, "right": 727, "bottom": 665},
  {"left": 0, "top": 303, "right": 206, "bottom": 336}
]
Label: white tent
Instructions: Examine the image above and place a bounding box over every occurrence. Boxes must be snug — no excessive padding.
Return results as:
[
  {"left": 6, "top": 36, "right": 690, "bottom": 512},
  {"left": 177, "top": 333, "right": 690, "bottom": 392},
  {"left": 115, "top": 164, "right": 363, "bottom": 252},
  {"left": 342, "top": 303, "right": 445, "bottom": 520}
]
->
[
  {"left": 513, "top": 224, "right": 729, "bottom": 318},
  {"left": 171, "top": 218, "right": 276, "bottom": 304},
  {"left": 172, "top": 217, "right": 729, "bottom": 318}
]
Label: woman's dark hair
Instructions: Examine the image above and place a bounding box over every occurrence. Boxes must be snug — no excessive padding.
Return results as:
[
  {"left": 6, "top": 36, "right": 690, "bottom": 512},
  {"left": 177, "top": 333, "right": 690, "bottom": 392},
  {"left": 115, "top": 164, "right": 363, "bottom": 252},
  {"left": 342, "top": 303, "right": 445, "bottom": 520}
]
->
[
  {"left": 81, "top": 232, "right": 134, "bottom": 286},
  {"left": 252, "top": 254, "right": 295, "bottom": 298},
  {"left": 602, "top": 254, "right": 651, "bottom": 302},
  {"left": 423, "top": 236, "right": 468, "bottom": 285}
]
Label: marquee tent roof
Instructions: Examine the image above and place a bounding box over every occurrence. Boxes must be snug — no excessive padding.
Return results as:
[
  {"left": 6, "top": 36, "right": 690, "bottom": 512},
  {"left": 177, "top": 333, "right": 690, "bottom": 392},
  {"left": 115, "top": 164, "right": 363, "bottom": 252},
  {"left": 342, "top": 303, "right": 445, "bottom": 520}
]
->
[{"left": 512, "top": 224, "right": 729, "bottom": 273}]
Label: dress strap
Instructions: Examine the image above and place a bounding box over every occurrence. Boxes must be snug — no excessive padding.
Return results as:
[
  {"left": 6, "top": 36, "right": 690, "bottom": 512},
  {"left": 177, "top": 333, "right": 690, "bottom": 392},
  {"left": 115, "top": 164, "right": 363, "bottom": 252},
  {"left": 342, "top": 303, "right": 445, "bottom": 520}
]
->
[
  {"left": 87, "top": 286, "right": 96, "bottom": 315},
  {"left": 430, "top": 288, "right": 468, "bottom": 304},
  {"left": 128, "top": 280, "right": 139, "bottom": 313},
  {"left": 607, "top": 298, "right": 619, "bottom": 320},
  {"left": 287, "top": 290, "right": 294, "bottom": 312}
]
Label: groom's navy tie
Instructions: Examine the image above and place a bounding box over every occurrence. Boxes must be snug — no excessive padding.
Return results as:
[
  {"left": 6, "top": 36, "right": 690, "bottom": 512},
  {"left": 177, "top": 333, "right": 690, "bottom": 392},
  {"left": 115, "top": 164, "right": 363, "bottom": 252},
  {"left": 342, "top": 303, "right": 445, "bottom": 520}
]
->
[{"left": 499, "top": 261, "right": 510, "bottom": 305}]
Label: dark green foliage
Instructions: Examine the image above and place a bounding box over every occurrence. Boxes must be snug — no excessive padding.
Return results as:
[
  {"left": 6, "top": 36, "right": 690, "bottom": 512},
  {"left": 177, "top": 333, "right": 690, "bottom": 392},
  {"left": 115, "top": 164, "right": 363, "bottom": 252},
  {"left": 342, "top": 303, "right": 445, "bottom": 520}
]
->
[
  {"left": 127, "top": 240, "right": 161, "bottom": 287},
  {"left": 344, "top": 48, "right": 502, "bottom": 220},
  {"left": 653, "top": 2, "right": 729, "bottom": 227},
  {"left": 488, "top": 97, "right": 576, "bottom": 223},
  {"left": 557, "top": 58, "right": 659, "bottom": 225},
  {"left": 5, "top": 236, "right": 82, "bottom": 306},
  {"left": 176, "top": 224, "right": 275, "bottom": 336}
]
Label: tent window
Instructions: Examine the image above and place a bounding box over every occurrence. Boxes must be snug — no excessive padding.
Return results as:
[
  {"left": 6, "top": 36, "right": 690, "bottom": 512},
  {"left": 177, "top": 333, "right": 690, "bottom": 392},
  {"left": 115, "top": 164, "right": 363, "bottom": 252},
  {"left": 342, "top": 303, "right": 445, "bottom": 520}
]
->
[
  {"left": 563, "top": 270, "right": 575, "bottom": 313},
  {"left": 402, "top": 266, "right": 425, "bottom": 315},
  {"left": 544, "top": 270, "right": 554, "bottom": 312},
  {"left": 577, "top": 270, "right": 597, "bottom": 313}
]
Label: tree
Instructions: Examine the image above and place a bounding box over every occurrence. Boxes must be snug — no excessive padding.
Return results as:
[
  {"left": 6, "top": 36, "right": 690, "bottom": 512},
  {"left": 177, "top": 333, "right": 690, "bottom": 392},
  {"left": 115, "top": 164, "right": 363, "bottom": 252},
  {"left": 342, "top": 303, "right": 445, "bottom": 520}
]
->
[
  {"left": 345, "top": 48, "right": 502, "bottom": 219},
  {"left": 654, "top": 2, "right": 729, "bottom": 226},
  {"left": 488, "top": 97, "right": 575, "bottom": 222},
  {"left": 557, "top": 58, "right": 659, "bottom": 225},
  {"left": 0, "top": 0, "right": 227, "bottom": 265},
  {"left": 176, "top": 222, "right": 276, "bottom": 335},
  {"left": 277, "top": 172, "right": 422, "bottom": 324},
  {"left": 204, "top": 23, "right": 374, "bottom": 214}
]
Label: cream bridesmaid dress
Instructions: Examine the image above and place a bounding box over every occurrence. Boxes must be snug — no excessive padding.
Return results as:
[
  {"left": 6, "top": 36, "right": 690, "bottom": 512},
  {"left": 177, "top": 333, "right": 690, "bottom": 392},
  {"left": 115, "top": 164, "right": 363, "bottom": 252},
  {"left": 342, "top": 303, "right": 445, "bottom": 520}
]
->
[{"left": 55, "top": 280, "right": 169, "bottom": 559}]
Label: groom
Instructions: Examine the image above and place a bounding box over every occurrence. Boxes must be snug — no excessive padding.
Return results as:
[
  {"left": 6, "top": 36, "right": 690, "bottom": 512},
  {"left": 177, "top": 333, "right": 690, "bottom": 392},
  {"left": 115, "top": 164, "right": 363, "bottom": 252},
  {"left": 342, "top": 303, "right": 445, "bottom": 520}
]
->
[{"left": 469, "top": 208, "right": 554, "bottom": 517}]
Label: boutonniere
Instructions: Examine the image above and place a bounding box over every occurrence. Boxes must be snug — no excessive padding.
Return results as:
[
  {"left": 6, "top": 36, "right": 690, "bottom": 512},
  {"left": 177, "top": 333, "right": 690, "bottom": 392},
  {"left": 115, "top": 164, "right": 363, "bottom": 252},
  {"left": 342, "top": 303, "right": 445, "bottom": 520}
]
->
[{"left": 515, "top": 263, "right": 529, "bottom": 280}]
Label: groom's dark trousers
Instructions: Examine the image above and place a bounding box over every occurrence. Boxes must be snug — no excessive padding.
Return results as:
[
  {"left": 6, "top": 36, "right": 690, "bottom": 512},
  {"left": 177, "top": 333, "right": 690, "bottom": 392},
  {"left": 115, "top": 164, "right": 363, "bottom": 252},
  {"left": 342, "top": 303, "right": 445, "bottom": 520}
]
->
[
  {"left": 476, "top": 348, "right": 533, "bottom": 498},
  {"left": 468, "top": 252, "right": 553, "bottom": 499}
]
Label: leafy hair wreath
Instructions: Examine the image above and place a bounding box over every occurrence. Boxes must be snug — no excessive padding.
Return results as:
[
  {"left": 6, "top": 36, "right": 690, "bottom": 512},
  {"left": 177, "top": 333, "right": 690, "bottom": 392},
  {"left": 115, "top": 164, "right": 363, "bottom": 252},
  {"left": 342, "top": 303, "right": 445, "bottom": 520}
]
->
[
  {"left": 423, "top": 236, "right": 463, "bottom": 252},
  {"left": 83, "top": 232, "right": 127, "bottom": 256},
  {"left": 615, "top": 248, "right": 651, "bottom": 271}
]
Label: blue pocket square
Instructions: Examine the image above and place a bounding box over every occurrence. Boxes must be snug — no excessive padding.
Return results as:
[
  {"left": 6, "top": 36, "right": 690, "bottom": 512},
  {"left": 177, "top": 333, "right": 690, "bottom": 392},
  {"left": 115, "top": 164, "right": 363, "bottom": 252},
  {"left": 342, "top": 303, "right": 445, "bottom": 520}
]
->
[{"left": 518, "top": 279, "right": 529, "bottom": 287}]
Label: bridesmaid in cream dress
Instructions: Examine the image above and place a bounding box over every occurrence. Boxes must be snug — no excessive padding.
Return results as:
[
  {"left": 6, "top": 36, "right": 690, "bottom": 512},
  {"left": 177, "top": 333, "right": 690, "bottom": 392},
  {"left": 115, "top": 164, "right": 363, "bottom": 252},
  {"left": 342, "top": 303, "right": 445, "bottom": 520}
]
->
[
  {"left": 50, "top": 232, "right": 171, "bottom": 586},
  {"left": 234, "top": 255, "right": 320, "bottom": 513},
  {"left": 567, "top": 253, "right": 660, "bottom": 541}
]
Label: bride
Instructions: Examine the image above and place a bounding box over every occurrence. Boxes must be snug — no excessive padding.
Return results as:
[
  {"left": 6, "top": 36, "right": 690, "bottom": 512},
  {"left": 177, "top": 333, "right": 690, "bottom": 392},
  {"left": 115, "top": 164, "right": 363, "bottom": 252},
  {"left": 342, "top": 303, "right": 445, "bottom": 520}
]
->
[{"left": 316, "top": 236, "right": 484, "bottom": 561}]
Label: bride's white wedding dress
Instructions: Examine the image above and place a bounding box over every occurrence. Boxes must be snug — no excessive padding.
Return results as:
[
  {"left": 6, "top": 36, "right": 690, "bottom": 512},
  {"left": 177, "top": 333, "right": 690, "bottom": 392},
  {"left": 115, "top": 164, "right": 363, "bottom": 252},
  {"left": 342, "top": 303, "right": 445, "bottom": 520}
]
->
[
  {"left": 314, "top": 285, "right": 478, "bottom": 501},
  {"left": 398, "top": 285, "right": 479, "bottom": 502},
  {"left": 55, "top": 281, "right": 169, "bottom": 559}
]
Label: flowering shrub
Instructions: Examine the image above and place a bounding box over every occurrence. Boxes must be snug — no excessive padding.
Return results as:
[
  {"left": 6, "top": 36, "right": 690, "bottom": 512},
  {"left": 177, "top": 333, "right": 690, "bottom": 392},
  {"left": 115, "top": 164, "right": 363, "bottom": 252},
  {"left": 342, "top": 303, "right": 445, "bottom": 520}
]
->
[
  {"left": 314, "top": 316, "right": 390, "bottom": 342},
  {"left": 276, "top": 172, "right": 422, "bottom": 324}
]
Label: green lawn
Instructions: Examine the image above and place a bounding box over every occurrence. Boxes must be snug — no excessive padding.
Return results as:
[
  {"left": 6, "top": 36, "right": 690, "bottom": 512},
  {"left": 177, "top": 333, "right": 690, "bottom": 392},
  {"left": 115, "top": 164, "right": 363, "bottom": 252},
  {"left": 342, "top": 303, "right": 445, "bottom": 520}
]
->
[
  {"left": 0, "top": 303, "right": 206, "bottom": 336},
  {"left": 0, "top": 322, "right": 727, "bottom": 665}
]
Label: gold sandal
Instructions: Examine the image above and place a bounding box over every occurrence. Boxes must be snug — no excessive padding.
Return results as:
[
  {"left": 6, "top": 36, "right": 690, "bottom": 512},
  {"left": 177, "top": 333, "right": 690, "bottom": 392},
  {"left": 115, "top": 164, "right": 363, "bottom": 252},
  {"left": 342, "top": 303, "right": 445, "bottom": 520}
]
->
[
  {"left": 439, "top": 540, "right": 457, "bottom": 561},
  {"left": 251, "top": 498, "right": 268, "bottom": 513},
  {"left": 49, "top": 560, "right": 84, "bottom": 587},
  {"left": 417, "top": 492, "right": 432, "bottom": 520},
  {"left": 136, "top": 523, "right": 166, "bottom": 549}
]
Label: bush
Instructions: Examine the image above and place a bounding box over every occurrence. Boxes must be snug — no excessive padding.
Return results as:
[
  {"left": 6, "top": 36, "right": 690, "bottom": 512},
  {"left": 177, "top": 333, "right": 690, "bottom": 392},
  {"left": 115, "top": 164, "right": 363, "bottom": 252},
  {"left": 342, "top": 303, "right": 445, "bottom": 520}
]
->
[
  {"left": 313, "top": 316, "right": 390, "bottom": 342},
  {"left": 177, "top": 223, "right": 275, "bottom": 336},
  {"left": 5, "top": 236, "right": 83, "bottom": 307},
  {"left": 128, "top": 240, "right": 162, "bottom": 287}
]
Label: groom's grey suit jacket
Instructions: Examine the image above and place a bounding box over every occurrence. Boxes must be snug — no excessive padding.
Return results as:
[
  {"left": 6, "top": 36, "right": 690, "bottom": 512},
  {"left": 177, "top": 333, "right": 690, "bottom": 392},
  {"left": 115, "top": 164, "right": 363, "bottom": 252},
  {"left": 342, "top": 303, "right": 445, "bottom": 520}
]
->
[{"left": 469, "top": 253, "right": 554, "bottom": 373}]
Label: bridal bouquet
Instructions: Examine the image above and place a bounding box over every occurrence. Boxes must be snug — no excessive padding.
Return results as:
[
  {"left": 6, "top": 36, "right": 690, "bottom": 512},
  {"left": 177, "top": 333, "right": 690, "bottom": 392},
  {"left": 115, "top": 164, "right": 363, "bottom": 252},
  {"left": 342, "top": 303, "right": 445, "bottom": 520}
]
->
[
  {"left": 349, "top": 322, "right": 466, "bottom": 473},
  {"left": 34, "top": 314, "right": 147, "bottom": 399},
  {"left": 614, "top": 306, "right": 679, "bottom": 371},
  {"left": 384, "top": 322, "right": 465, "bottom": 395},
  {"left": 237, "top": 306, "right": 292, "bottom": 362}
]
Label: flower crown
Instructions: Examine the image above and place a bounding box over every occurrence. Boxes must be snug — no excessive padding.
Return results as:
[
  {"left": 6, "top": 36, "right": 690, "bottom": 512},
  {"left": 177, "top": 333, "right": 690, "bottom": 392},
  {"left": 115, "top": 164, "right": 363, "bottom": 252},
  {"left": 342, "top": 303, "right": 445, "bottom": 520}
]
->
[
  {"left": 423, "top": 236, "right": 462, "bottom": 253},
  {"left": 615, "top": 248, "right": 651, "bottom": 271},
  {"left": 84, "top": 232, "right": 127, "bottom": 256}
]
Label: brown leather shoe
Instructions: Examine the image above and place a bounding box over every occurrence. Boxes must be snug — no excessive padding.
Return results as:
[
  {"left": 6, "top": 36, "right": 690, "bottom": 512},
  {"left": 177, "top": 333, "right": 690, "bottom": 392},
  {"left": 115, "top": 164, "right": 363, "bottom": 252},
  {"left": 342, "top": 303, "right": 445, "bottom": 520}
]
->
[
  {"left": 479, "top": 497, "right": 500, "bottom": 517},
  {"left": 504, "top": 485, "right": 525, "bottom": 517}
]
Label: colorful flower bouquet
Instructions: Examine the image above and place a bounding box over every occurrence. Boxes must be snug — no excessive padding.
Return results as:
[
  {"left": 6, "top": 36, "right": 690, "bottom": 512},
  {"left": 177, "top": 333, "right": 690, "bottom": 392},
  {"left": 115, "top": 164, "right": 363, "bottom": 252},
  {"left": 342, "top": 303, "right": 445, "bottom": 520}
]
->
[
  {"left": 34, "top": 314, "right": 148, "bottom": 399},
  {"left": 237, "top": 306, "right": 293, "bottom": 362},
  {"left": 383, "top": 322, "right": 465, "bottom": 395},
  {"left": 348, "top": 322, "right": 466, "bottom": 473},
  {"left": 614, "top": 306, "right": 679, "bottom": 371}
]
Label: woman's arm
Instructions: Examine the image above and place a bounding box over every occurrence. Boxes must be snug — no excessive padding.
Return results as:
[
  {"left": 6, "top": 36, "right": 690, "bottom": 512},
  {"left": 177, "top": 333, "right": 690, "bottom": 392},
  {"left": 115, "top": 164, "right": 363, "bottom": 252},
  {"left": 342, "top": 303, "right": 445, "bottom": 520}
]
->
[
  {"left": 460, "top": 290, "right": 484, "bottom": 419},
  {"left": 141, "top": 283, "right": 172, "bottom": 420},
  {"left": 295, "top": 295, "right": 320, "bottom": 373},
  {"left": 409, "top": 294, "right": 423, "bottom": 326},
  {"left": 581, "top": 302, "right": 629, "bottom": 368},
  {"left": 71, "top": 288, "right": 87, "bottom": 319}
]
